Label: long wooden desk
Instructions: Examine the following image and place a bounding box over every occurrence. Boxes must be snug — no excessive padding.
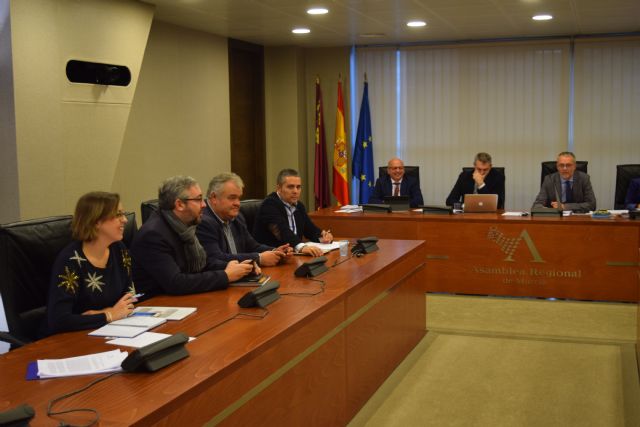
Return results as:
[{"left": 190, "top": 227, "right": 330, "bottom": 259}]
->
[
  {"left": 0, "top": 239, "right": 426, "bottom": 426},
  {"left": 310, "top": 209, "right": 640, "bottom": 302}
]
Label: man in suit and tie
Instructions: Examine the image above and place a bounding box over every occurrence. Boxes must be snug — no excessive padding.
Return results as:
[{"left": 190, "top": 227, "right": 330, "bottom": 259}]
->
[
  {"left": 446, "top": 152, "right": 505, "bottom": 209},
  {"left": 253, "top": 169, "right": 333, "bottom": 257},
  {"left": 369, "top": 158, "right": 424, "bottom": 207},
  {"left": 532, "top": 151, "right": 596, "bottom": 213},
  {"left": 196, "top": 173, "right": 292, "bottom": 268}
]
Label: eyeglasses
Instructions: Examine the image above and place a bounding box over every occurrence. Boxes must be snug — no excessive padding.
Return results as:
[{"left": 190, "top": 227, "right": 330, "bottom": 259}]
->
[
  {"left": 557, "top": 163, "right": 575, "bottom": 169},
  {"left": 112, "top": 211, "right": 127, "bottom": 219},
  {"left": 181, "top": 196, "right": 204, "bottom": 203}
]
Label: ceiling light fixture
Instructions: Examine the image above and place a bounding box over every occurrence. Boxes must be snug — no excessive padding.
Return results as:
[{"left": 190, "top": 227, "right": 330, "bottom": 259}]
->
[
  {"left": 407, "top": 20, "right": 427, "bottom": 27},
  {"left": 292, "top": 28, "right": 311, "bottom": 34},
  {"left": 307, "top": 7, "right": 328, "bottom": 15},
  {"left": 532, "top": 14, "right": 553, "bottom": 21}
]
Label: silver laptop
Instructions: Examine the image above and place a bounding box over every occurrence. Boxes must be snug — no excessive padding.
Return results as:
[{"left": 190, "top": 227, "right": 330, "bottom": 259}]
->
[{"left": 463, "top": 194, "right": 498, "bottom": 213}]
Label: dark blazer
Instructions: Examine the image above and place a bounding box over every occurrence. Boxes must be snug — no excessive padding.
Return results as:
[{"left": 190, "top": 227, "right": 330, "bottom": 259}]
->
[
  {"left": 369, "top": 174, "right": 424, "bottom": 207},
  {"left": 624, "top": 177, "right": 640, "bottom": 210},
  {"left": 253, "top": 192, "right": 322, "bottom": 248},
  {"left": 196, "top": 202, "right": 272, "bottom": 264},
  {"left": 532, "top": 170, "right": 596, "bottom": 213},
  {"left": 131, "top": 211, "right": 228, "bottom": 297},
  {"left": 446, "top": 168, "right": 506, "bottom": 209}
]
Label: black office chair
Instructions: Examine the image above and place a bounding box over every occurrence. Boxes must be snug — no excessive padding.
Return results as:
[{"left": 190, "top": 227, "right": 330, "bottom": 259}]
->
[
  {"left": 123, "top": 211, "right": 137, "bottom": 248},
  {"left": 0, "top": 216, "right": 73, "bottom": 348},
  {"left": 541, "top": 161, "right": 588, "bottom": 185},
  {"left": 239, "top": 199, "right": 263, "bottom": 234},
  {"left": 140, "top": 199, "right": 160, "bottom": 224},
  {"left": 378, "top": 166, "right": 420, "bottom": 183},
  {"left": 614, "top": 164, "right": 640, "bottom": 209}
]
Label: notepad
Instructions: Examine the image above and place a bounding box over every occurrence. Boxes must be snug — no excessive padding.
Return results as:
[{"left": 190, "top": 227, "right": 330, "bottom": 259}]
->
[
  {"left": 304, "top": 242, "right": 341, "bottom": 253},
  {"left": 132, "top": 306, "right": 197, "bottom": 321},
  {"left": 111, "top": 316, "right": 167, "bottom": 329},
  {"left": 89, "top": 324, "right": 148, "bottom": 338}
]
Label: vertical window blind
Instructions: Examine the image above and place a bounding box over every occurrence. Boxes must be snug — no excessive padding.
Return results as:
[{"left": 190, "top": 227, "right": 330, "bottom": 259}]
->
[{"left": 354, "top": 37, "right": 640, "bottom": 209}]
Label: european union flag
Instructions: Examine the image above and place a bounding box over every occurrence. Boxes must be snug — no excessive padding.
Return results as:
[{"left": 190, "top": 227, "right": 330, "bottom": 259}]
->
[{"left": 352, "top": 81, "right": 374, "bottom": 204}]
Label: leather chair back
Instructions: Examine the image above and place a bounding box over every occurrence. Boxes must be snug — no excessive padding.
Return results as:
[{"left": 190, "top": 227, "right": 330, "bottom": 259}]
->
[
  {"left": 0, "top": 216, "right": 73, "bottom": 345},
  {"left": 239, "top": 199, "right": 263, "bottom": 235},
  {"left": 614, "top": 164, "right": 640, "bottom": 209},
  {"left": 123, "top": 211, "right": 137, "bottom": 248},
  {"left": 140, "top": 199, "right": 160, "bottom": 224},
  {"left": 541, "top": 161, "right": 588, "bottom": 185}
]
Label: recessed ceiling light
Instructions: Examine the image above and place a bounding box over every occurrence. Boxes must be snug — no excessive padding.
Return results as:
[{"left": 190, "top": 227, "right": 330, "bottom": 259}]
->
[
  {"left": 532, "top": 14, "right": 553, "bottom": 21},
  {"left": 292, "top": 28, "right": 311, "bottom": 34},
  {"left": 407, "top": 20, "right": 427, "bottom": 27},
  {"left": 307, "top": 7, "right": 328, "bottom": 15}
]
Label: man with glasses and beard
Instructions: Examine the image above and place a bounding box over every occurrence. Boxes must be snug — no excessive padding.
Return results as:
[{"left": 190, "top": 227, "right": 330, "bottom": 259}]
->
[
  {"left": 532, "top": 152, "right": 596, "bottom": 213},
  {"left": 131, "top": 175, "right": 253, "bottom": 297}
]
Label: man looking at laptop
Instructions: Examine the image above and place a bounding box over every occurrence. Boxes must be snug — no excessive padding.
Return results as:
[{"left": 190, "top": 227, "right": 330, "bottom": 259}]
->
[
  {"left": 446, "top": 152, "right": 505, "bottom": 209},
  {"left": 369, "top": 157, "right": 424, "bottom": 207},
  {"left": 532, "top": 151, "right": 596, "bottom": 213}
]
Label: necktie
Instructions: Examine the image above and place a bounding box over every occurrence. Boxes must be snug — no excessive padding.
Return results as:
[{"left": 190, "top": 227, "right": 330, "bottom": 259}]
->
[
  {"left": 393, "top": 182, "right": 400, "bottom": 197},
  {"left": 222, "top": 223, "right": 238, "bottom": 254},
  {"left": 564, "top": 181, "right": 573, "bottom": 203}
]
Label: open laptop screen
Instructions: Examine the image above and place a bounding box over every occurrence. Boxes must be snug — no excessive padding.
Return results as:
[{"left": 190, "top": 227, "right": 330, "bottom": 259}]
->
[{"left": 463, "top": 194, "right": 498, "bottom": 213}]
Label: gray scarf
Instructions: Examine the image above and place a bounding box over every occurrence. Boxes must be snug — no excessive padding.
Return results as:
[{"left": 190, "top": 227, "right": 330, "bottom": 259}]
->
[{"left": 161, "top": 210, "right": 207, "bottom": 273}]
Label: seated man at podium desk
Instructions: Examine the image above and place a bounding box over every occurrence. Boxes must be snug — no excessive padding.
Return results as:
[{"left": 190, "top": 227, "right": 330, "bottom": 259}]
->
[
  {"left": 446, "top": 152, "right": 505, "bottom": 209},
  {"left": 624, "top": 177, "right": 640, "bottom": 210},
  {"left": 196, "top": 172, "right": 291, "bottom": 266},
  {"left": 369, "top": 157, "right": 424, "bottom": 208},
  {"left": 532, "top": 151, "right": 596, "bottom": 213},
  {"left": 253, "top": 168, "right": 332, "bottom": 257},
  {"left": 131, "top": 176, "right": 253, "bottom": 297}
]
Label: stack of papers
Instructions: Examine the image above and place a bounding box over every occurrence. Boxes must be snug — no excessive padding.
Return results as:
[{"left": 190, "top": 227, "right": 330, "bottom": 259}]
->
[
  {"left": 89, "top": 316, "right": 167, "bottom": 338},
  {"left": 32, "top": 349, "right": 128, "bottom": 379},
  {"left": 334, "top": 205, "right": 362, "bottom": 213}
]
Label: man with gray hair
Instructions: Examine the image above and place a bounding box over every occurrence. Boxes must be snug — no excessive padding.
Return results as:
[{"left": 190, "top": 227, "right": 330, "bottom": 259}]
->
[
  {"left": 196, "top": 172, "right": 291, "bottom": 267},
  {"left": 446, "top": 152, "right": 506, "bottom": 209},
  {"left": 131, "top": 175, "right": 253, "bottom": 297},
  {"left": 533, "top": 151, "right": 596, "bottom": 212}
]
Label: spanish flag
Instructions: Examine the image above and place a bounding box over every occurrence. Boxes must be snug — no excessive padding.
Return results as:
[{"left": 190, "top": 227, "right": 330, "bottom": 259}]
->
[{"left": 332, "top": 78, "right": 349, "bottom": 206}]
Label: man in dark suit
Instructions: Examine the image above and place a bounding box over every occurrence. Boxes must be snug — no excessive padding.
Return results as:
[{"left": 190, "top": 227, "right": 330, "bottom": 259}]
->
[
  {"left": 624, "top": 177, "right": 640, "bottom": 210},
  {"left": 446, "top": 152, "right": 506, "bottom": 209},
  {"left": 532, "top": 152, "right": 596, "bottom": 213},
  {"left": 196, "top": 172, "right": 291, "bottom": 267},
  {"left": 131, "top": 175, "right": 253, "bottom": 297},
  {"left": 369, "top": 158, "right": 424, "bottom": 207},
  {"left": 253, "top": 168, "right": 333, "bottom": 257}
]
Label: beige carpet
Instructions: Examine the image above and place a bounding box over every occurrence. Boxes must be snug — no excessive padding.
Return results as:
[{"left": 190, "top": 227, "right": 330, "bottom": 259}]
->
[{"left": 349, "top": 294, "right": 640, "bottom": 427}]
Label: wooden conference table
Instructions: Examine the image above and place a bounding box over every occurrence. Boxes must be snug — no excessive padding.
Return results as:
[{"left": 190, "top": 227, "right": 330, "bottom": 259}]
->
[
  {"left": 310, "top": 208, "right": 640, "bottom": 302},
  {"left": 0, "top": 239, "right": 426, "bottom": 426}
]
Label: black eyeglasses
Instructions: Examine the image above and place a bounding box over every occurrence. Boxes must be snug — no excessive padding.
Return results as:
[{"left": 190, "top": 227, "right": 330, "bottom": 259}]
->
[{"left": 181, "top": 196, "right": 204, "bottom": 203}]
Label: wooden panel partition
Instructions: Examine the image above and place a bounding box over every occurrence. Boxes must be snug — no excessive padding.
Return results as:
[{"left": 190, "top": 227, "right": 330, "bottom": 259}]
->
[{"left": 311, "top": 209, "right": 640, "bottom": 302}]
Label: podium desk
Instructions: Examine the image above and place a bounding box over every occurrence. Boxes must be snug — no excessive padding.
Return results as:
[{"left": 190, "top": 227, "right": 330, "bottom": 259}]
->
[
  {"left": 0, "top": 239, "right": 426, "bottom": 426},
  {"left": 310, "top": 209, "right": 640, "bottom": 302}
]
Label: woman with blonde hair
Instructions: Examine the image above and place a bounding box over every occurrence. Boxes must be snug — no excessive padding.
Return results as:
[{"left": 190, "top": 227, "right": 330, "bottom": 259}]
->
[{"left": 45, "top": 191, "right": 137, "bottom": 335}]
